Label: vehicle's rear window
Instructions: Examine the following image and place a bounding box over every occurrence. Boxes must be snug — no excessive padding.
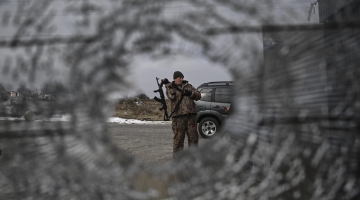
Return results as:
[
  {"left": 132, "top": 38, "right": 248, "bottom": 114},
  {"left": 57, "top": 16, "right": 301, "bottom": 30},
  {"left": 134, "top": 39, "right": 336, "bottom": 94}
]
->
[
  {"left": 214, "top": 88, "right": 233, "bottom": 103},
  {"left": 199, "top": 88, "right": 212, "bottom": 102}
]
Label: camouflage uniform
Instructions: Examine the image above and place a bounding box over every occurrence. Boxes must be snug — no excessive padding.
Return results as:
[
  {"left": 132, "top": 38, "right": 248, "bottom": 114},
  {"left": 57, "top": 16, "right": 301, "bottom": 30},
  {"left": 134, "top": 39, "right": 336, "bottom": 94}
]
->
[{"left": 165, "top": 81, "right": 201, "bottom": 156}]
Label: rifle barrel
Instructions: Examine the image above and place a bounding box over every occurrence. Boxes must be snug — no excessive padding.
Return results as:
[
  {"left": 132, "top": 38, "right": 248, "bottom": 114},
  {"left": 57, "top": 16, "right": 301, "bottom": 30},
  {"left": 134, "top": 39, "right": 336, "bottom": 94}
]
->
[{"left": 154, "top": 96, "right": 162, "bottom": 103}]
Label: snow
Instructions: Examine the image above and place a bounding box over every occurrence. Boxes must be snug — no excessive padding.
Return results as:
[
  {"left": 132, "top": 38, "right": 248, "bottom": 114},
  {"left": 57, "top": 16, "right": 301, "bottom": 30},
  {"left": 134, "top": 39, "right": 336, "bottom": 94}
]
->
[
  {"left": 0, "top": 115, "right": 172, "bottom": 125},
  {"left": 107, "top": 117, "right": 171, "bottom": 124}
]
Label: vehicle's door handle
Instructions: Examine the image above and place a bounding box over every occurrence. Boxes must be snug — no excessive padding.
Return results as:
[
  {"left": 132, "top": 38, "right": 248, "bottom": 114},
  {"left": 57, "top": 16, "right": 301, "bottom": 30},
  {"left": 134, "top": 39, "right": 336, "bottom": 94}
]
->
[{"left": 213, "top": 105, "right": 221, "bottom": 109}]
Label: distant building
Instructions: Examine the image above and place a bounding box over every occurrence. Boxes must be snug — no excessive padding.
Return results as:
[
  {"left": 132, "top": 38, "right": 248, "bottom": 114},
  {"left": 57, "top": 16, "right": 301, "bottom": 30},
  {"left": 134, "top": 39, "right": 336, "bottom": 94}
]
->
[
  {"left": 261, "top": 2, "right": 360, "bottom": 195},
  {"left": 261, "top": 0, "right": 360, "bottom": 115},
  {"left": 262, "top": 24, "right": 326, "bottom": 116},
  {"left": 317, "top": 0, "right": 360, "bottom": 188},
  {"left": 318, "top": 0, "right": 360, "bottom": 23},
  {"left": 317, "top": 0, "right": 360, "bottom": 111}
]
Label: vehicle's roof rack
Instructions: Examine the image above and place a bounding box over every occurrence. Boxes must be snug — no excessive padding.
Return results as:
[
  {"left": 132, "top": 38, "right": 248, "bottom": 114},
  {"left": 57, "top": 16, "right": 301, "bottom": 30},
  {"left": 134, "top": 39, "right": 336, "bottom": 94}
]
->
[{"left": 198, "top": 81, "right": 233, "bottom": 87}]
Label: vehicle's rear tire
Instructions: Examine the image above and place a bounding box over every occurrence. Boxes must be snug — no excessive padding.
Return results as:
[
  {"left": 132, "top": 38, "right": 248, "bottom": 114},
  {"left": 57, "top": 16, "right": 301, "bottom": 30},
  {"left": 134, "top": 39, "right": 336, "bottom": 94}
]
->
[
  {"left": 198, "top": 117, "right": 220, "bottom": 139},
  {"left": 24, "top": 111, "right": 35, "bottom": 121}
]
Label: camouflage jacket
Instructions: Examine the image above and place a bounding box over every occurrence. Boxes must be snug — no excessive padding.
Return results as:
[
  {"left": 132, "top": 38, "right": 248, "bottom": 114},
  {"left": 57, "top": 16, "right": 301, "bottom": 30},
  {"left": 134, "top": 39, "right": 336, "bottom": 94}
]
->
[{"left": 165, "top": 80, "right": 201, "bottom": 118}]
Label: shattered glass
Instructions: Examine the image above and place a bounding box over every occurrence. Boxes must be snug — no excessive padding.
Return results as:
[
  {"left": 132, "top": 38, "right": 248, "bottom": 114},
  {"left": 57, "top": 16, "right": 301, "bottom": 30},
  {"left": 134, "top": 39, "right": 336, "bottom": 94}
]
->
[{"left": 0, "top": 0, "right": 359, "bottom": 199}]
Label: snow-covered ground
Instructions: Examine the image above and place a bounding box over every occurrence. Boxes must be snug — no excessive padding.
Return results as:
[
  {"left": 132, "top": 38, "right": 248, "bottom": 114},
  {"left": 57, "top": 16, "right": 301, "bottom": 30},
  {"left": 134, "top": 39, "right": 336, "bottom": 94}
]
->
[
  {"left": 0, "top": 115, "right": 172, "bottom": 125},
  {"left": 107, "top": 117, "right": 171, "bottom": 124}
]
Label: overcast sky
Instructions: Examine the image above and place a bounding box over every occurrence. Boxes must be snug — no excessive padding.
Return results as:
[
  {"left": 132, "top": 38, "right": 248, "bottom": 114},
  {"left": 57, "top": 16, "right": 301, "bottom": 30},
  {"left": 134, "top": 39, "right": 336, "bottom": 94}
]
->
[
  {"left": 0, "top": 0, "right": 319, "bottom": 98},
  {"left": 127, "top": 55, "right": 233, "bottom": 98},
  {"left": 120, "top": 0, "right": 320, "bottom": 98}
]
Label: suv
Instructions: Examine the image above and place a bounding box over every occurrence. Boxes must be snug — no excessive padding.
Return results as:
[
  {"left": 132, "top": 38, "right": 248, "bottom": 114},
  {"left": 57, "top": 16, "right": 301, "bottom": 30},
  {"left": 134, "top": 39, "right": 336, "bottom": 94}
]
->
[{"left": 195, "top": 81, "right": 233, "bottom": 138}]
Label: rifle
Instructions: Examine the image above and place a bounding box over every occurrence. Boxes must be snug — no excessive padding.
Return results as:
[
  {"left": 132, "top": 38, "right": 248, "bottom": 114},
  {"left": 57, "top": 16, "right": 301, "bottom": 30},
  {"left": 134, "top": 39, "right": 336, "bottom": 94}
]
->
[{"left": 154, "top": 77, "right": 169, "bottom": 121}]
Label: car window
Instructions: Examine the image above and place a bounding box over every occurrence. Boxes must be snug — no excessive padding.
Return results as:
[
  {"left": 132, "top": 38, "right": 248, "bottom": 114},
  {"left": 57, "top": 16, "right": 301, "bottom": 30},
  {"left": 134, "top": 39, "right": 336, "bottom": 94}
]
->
[
  {"left": 199, "top": 88, "right": 212, "bottom": 102},
  {"left": 214, "top": 87, "right": 233, "bottom": 103}
]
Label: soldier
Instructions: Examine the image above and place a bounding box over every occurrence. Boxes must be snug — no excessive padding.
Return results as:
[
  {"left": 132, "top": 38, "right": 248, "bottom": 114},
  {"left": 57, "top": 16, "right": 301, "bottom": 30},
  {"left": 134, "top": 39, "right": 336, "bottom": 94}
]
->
[{"left": 162, "top": 71, "right": 201, "bottom": 157}]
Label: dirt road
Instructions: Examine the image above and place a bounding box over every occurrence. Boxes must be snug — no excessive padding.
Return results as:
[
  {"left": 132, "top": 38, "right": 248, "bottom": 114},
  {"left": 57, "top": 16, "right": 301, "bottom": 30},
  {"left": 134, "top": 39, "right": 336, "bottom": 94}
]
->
[
  {"left": 107, "top": 123, "right": 207, "bottom": 166},
  {"left": 0, "top": 121, "right": 206, "bottom": 167},
  {"left": 107, "top": 123, "right": 173, "bottom": 165}
]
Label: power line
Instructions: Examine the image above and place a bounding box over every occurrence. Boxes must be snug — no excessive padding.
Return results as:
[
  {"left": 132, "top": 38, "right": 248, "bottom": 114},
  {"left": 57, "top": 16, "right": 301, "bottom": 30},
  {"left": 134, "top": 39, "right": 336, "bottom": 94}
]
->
[
  {"left": 0, "top": 3, "right": 311, "bottom": 12},
  {"left": 0, "top": 9, "right": 103, "bottom": 13},
  {"left": 0, "top": 34, "right": 94, "bottom": 38},
  {"left": 0, "top": 34, "right": 97, "bottom": 47},
  {"left": 0, "top": 0, "right": 312, "bottom": 4},
  {"left": 206, "top": 22, "right": 360, "bottom": 35},
  {"left": 0, "top": 0, "right": 312, "bottom": 3},
  {"left": 0, "top": 7, "right": 310, "bottom": 18},
  {"left": 277, "top": 0, "right": 312, "bottom": 2},
  {"left": 0, "top": 3, "right": 311, "bottom": 11},
  {"left": 0, "top": 13, "right": 103, "bottom": 18},
  {"left": 0, "top": 22, "right": 359, "bottom": 48},
  {"left": 0, "top": 0, "right": 85, "bottom": 2}
]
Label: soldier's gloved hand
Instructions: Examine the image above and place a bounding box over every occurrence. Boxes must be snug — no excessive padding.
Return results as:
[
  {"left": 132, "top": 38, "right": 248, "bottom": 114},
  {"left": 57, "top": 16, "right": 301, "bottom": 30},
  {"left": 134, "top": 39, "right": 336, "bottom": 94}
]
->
[
  {"left": 182, "top": 89, "right": 192, "bottom": 96},
  {"left": 162, "top": 78, "right": 170, "bottom": 84}
]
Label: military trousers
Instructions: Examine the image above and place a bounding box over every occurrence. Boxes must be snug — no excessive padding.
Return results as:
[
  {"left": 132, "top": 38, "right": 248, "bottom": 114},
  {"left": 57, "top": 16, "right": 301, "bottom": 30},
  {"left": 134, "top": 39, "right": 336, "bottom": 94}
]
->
[{"left": 171, "top": 114, "right": 198, "bottom": 156}]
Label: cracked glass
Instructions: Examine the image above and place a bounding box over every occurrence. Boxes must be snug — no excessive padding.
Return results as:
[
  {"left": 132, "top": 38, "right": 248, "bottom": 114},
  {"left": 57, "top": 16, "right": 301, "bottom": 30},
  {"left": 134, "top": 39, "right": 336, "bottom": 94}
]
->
[{"left": 0, "top": 0, "right": 359, "bottom": 199}]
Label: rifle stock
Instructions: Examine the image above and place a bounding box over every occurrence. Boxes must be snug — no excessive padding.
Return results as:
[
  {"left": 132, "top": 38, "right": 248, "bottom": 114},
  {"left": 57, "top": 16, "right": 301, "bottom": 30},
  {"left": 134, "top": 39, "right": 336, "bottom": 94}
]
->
[
  {"left": 154, "top": 96, "right": 162, "bottom": 103},
  {"left": 153, "top": 77, "right": 169, "bottom": 121}
]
